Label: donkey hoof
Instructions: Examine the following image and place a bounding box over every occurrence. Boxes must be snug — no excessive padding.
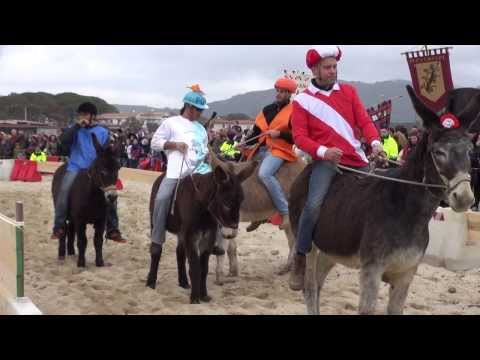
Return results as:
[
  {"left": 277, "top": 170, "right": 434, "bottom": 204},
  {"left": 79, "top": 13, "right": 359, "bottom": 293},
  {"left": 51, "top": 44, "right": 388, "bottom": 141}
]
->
[
  {"left": 58, "top": 256, "right": 65, "bottom": 262},
  {"left": 190, "top": 298, "right": 201, "bottom": 304},
  {"left": 146, "top": 276, "right": 157, "bottom": 289},
  {"left": 228, "top": 269, "right": 239, "bottom": 277},
  {"left": 179, "top": 282, "right": 191, "bottom": 289},
  {"left": 214, "top": 279, "right": 224, "bottom": 286},
  {"left": 77, "top": 259, "right": 86, "bottom": 268},
  {"left": 200, "top": 295, "right": 212, "bottom": 303},
  {"left": 96, "top": 260, "right": 105, "bottom": 267}
]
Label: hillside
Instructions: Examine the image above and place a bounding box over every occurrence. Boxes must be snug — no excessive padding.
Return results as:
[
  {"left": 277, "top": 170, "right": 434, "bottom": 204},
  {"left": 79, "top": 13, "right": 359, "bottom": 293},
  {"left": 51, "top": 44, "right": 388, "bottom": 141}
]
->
[
  {"left": 203, "top": 79, "right": 418, "bottom": 124},
  {"left": 0, "top": 92, "right": 118, "bottom": 126}
]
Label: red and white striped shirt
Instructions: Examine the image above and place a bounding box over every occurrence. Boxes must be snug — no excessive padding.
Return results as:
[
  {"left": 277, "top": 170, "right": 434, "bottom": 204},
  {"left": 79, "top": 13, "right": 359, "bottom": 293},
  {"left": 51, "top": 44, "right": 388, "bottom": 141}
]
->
[{"left": 292, "top": 82, "right": 380, "bottom": 167}]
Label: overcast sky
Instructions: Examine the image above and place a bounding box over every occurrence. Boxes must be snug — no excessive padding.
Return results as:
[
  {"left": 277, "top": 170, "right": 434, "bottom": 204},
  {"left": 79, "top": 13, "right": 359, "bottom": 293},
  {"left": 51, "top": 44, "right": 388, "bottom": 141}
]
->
[{"left": 0, "top": 45, "right": 479, "bottom": 108}]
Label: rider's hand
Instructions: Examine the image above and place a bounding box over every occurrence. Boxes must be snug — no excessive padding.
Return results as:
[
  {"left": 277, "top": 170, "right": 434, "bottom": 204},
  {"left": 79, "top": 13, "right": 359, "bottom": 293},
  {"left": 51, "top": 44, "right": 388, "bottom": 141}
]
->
[
  {"left": 266, "top": 130, "right": 281, "bottom": 138},
  {"left": 175, "top": 142, "right": 189, "bottom": 154},
  {"left": 77, "top": 117, "right": 90, "bottom": 128},
  {"left": 236, "top": 143, "right": 247, "bottom": 151},
  {"left": 324, "top": 147, "right": 343, "bottom": 163},
  {"left": 371, "top": 142, "right": 384, "bottom": 157}
]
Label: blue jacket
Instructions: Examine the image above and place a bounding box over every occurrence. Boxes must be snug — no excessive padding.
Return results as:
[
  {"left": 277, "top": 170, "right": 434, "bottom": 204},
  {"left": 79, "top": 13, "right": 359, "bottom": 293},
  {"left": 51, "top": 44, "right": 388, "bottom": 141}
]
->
[{"left": 60, "top": 124, "right": 109, "bottom": 172}]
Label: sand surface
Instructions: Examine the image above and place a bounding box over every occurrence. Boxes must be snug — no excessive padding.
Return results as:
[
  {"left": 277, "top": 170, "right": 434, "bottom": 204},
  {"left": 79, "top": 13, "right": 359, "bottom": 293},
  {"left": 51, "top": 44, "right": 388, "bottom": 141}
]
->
[{"left": 1, "top": 177, "right": 480, "bottom": 315}]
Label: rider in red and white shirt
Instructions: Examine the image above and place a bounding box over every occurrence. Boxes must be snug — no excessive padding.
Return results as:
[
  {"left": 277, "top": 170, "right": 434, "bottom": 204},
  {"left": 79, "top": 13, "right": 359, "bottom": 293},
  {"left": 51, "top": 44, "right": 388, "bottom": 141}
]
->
[{"left": 289, "top": 46, "right": 384, "bottom": 291}]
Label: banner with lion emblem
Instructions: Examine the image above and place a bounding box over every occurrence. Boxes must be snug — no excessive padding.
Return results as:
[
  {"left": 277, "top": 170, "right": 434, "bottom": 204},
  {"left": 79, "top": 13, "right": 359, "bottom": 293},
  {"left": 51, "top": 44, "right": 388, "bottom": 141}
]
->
[{"left": 404, "top": 47, "right": 454, "bottom": 113}]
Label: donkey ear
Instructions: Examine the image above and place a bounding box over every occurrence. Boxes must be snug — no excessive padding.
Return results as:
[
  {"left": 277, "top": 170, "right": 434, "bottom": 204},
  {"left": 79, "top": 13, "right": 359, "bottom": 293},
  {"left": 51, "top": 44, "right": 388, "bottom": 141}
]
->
[
  {"left": 91, "top": 133, "right": 103, "bottom": 155},
  {"left": 459, "top": 93, "right": 480, "bottom": 130},
  {"left": 213, "top": 165, "right": 230, "bottom": 185},
  {"left": 406, "top": 85, "right": 439, "bottom": 130},
  {"left": 468, "top": 112, "right": 480, "bottom": 133},
  {"left": 236, "top": 160, "right": 258, "bottom": 183}
]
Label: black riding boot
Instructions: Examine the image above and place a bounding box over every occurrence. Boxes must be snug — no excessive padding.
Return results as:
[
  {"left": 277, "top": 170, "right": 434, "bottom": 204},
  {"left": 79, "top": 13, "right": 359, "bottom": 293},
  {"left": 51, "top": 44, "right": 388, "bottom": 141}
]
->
[{"left": 146, "top": 243, "right": 162, "bottom": 289}]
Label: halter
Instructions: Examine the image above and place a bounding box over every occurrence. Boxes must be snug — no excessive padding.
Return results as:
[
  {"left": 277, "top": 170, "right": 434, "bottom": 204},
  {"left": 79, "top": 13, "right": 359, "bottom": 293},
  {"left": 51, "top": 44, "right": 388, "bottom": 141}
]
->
[{"left": 428, "top": 150, "right": 471, "bottom": 197}]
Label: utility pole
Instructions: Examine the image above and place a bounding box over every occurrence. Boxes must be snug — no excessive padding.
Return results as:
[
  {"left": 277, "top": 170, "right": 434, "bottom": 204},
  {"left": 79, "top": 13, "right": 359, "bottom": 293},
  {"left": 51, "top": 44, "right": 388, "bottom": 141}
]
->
[{"left": 24, "top": 106, "right": 27, "bottom": 121}]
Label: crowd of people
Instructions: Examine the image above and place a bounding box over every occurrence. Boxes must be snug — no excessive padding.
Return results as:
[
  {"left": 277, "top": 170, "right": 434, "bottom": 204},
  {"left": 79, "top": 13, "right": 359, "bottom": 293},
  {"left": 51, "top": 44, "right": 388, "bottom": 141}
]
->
[{"left": 0, "top": 129, "right": 60, "bottom": 161}]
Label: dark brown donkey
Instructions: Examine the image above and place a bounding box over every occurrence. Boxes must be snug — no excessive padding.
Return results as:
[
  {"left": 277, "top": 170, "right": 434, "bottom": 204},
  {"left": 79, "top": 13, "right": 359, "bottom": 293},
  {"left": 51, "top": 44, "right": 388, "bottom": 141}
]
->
[
  {"left": 289, "top": 86, "right": 478, "bottom": 315},
  {"left": 147, "top": 159, "right": 257, "bottom": 304},
  {"left": 52, "top": 134, "right": 120, "bottom": 268}
]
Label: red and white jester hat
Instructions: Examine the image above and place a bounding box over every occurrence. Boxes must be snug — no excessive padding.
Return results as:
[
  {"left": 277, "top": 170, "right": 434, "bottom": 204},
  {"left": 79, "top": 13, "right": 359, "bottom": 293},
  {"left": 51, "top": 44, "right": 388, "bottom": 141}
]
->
[{"left": 306, "top": 46, "right": 342, "bottom": 69}]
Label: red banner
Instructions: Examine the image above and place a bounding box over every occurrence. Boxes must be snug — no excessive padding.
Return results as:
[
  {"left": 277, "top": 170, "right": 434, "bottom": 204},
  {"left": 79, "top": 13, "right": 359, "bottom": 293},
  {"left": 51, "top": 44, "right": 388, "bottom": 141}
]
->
[
  {"left": 404, "top": 48, "right": 454, "bottom": 113},
  {"left": 367, "top": 100, "right": 392, "bottom": 132}
]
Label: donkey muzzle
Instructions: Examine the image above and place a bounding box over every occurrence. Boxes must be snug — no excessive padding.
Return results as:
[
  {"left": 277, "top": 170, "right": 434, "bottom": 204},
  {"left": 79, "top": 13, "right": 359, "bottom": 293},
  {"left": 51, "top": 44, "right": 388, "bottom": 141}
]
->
[{"left": 447, "top": 173, "right": 474, "bottom": 212}]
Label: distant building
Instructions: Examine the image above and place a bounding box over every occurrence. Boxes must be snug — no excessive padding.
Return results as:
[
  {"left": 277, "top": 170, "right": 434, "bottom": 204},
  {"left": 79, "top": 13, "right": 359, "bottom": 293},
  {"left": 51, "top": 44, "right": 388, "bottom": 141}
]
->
[
  {"left": 212, "top": 118, "right": 255, "bottom": 131},
  {"left": 97, "top": 111, "right": 174, "bottom": 130},
  {"left": 96, "top": 113, "right": 132, "bottom": 129},
  {"left": 136, "top": 111, "right": 173, "bottom": 122}
]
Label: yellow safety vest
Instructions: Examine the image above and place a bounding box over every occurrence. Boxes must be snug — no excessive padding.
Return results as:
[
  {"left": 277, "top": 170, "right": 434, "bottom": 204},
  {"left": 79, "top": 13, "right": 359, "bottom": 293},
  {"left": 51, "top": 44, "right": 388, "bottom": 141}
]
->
[{"left": 30, "top": 152, "right": 47, "bottom": 162}]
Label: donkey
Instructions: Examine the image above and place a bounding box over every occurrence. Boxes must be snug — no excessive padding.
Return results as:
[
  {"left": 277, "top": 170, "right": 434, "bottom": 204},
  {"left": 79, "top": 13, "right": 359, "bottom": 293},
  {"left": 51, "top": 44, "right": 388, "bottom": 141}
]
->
[
  {"left": 212, "top": 154, "right": 305, "bottom": 284},
  {"left": 148, "top": 159, "right": 257, "bottom": 304},
  {"left": 288, "top": 85, "right": 477, "bottom": 315},
  {"left": 52, "top": 133, "right": 120, "bottom": 268}
]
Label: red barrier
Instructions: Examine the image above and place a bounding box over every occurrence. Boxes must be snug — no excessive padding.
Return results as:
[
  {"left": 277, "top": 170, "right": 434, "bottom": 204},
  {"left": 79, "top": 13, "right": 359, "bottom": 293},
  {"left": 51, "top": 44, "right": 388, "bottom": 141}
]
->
[
  {"left": 138, "top": 158, "right": 150, "bottom": 170},
  {"left": 153, "top": 159, "right": 162, "bottom": 172},
  {"left": 10, "top": 160, "right": 42, "bottom": 182},
  {"left": 10, "top": 159, "right": 23, "bottom": 181}
]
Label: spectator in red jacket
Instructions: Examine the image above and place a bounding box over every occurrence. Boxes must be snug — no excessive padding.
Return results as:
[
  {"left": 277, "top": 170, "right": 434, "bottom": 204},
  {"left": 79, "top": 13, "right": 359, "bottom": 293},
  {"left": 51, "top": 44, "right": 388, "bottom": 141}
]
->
[{"left": 289, "top": 46, "right": 384, "bottom": 291}]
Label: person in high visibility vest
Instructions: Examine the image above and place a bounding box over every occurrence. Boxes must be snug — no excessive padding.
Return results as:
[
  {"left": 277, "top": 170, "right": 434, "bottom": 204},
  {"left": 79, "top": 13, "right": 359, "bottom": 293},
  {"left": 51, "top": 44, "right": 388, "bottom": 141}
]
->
[
  {"left": 29, "top": 147, "right": 47, "bottom": 162},
  {"left": 380, "top": 126, "right": 399, "bottom": 161},
  {"left": 219, "top": 130, "right": 241, "bottom": 161},
  {"left": 242, "top": 77, "right": 298, "bottom": 230}
]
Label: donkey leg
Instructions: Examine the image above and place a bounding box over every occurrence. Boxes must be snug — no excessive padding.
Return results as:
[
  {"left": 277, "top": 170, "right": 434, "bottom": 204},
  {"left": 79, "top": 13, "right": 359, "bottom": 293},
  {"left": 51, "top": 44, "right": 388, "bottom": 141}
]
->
[
  {"left": 358, "top": 264, "right": 384, "bottom": 315},
  {"left": 75, "top": 223, "right": 87, "bottom": 268},
  {"left": 278, "top": 225, "right": 295, "bottom": 275},
  {"left": 304, "top": 249, "right": 318, "bottom": 315},
  {"left": 186, "top": 242, "right": 202, "bottom": 304},
  {"left": 67, "top": 222, "right": 75, "bottom": 256},
  {"left": 94, "top": 220, "right": 106, "bottom": 267},
  {"left": 312, "top": 252, "right": 335, "bottom": 315},
  {"left": 214, "top": 227, "right": 227, "bottom": 285},
  {"left": 200, "top": 252, "right": 211, "bottom": 302},
  {"left": 177, "top": 243, "right": 190, "bottom": 289},
  {"left": 215, "top": 250, "right": 226, "bottom": 285},
  {"left": 146, "top": 242, "right": 162, "bottom": 289},
  {"left": 227, "top": 237, "right": 239, "bottom": 277},
  {"left": 58, "top": 231, "right": 67, "bottom": 261},
  {"left": 386, "top": 266, "right": 418, "bottom": 315}
]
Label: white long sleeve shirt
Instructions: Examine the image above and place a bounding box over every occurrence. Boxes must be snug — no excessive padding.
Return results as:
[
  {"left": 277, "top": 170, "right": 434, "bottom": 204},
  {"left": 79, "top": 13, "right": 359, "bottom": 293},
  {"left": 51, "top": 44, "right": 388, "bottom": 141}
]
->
[{"left": 151, "top": 115, "right": 200, "bottom": 179}]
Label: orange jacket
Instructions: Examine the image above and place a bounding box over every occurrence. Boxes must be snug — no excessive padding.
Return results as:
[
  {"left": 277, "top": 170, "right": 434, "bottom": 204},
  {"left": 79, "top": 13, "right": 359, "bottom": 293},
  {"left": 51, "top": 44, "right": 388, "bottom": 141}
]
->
[{"left": 253, "top": 103, "right": 297, "bottom": 162}]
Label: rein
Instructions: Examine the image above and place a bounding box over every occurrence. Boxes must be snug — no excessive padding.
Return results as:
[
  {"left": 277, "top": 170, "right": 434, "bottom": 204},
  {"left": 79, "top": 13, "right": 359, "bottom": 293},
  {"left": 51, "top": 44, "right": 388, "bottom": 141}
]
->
[
  {"left": 337, "top": 146, "right": 471, "bottom": 197},
  {"left": 169, "top": 154, "right": 206, "bottom": 215},
  {"left": 335, "top": 150, "right": 451, "bottom": 191},
  {"left": 336, "top": 163, "right": 448, "bottom": 189}
]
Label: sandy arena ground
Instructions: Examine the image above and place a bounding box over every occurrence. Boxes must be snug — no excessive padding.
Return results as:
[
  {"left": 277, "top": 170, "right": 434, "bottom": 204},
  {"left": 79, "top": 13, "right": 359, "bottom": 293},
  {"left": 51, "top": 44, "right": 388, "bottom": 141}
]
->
[{"left": 1, "top": 176, "right": 480, "bottom": 315}]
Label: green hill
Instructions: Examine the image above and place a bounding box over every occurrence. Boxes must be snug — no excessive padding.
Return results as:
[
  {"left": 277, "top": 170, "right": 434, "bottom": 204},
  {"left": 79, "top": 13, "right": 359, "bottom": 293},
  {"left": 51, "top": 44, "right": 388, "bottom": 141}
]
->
[{"left": 0, "top": 92, "right": 118, "bottom": 126}]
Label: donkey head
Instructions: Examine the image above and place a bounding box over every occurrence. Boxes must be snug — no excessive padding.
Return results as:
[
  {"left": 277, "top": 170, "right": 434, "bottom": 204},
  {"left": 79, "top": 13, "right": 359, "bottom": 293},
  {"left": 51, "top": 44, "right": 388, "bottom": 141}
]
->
[
  {"left": 90, "top": 133, "right": 121, "bottom": 192},
  {"left": 406, "top": 85, "right": 477, "bottom": 212}
]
